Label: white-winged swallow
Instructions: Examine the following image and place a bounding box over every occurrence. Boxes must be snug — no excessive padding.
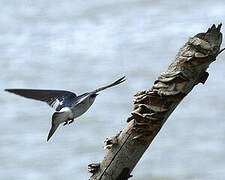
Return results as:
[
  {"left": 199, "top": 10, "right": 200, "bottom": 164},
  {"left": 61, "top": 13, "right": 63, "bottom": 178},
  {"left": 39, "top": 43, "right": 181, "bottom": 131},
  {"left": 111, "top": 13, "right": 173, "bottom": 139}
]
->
[{"left": 5, "top": 76, "right": 126, "bottom": 141}]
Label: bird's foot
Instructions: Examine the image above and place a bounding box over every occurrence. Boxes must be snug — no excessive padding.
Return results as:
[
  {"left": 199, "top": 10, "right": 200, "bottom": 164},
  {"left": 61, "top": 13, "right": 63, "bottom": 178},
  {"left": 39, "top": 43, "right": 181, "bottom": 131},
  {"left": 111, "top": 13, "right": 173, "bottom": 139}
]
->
[
  {"left": 63, "top": 119, "right": 74, "bottom": 126},
  {"left": 68, "top": 119, "right": 74, "bottom": 124},
  {"left": 63, "top": 121, "right": 68, "bottom": 126}
]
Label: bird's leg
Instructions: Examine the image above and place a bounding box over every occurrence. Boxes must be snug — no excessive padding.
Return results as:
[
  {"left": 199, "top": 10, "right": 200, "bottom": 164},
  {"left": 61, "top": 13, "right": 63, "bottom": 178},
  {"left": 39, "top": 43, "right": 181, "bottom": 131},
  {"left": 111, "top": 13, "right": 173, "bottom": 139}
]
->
[
  {"left": 68, "top": 119, "right": 74, "bottom": 124},
  {"left": 63, "top": 119, "right": 74, "bottom": 126},
  {"left": 63, "top": 120, "right": 69, "bottom": 126}
]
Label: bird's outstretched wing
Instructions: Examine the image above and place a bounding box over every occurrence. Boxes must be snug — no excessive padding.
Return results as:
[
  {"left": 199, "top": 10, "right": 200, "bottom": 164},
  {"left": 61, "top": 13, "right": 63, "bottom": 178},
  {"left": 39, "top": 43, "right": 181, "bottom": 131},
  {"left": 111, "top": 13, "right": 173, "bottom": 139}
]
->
[
  {"left": 5, "top": 89, "right": 77, "bottom": 111},
  {"left": 91, "top": 76, "right": 126, "bottom": 94}
]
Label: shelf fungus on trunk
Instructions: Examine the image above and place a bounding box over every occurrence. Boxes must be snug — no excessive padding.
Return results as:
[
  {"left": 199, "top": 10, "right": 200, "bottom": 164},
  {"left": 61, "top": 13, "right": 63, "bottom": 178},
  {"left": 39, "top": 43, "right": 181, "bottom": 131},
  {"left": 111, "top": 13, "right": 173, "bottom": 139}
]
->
[
  {"left": 88, "top": 162, "right": 100, "bottom": 174},
  {"left": 127, "top": 24, "right": 223, "bottom": 144},
  {"left": 104, "top": 132, "right": 120, "bottom": 150},
  {"left": 89, "top": 24, "right": 223, "bottom": 180}
]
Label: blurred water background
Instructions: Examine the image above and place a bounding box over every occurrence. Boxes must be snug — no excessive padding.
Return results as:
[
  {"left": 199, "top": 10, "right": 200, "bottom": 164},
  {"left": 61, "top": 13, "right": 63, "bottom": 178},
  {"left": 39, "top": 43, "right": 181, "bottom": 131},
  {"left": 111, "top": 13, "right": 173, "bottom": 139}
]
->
[{"left": 1, "top": 0, "right": 225, "bottom": 180}]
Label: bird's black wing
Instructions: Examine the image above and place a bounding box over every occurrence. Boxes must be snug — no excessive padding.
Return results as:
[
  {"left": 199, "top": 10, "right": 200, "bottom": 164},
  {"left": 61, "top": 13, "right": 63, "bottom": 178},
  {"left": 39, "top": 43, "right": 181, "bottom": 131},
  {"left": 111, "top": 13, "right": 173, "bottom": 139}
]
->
[{"left": 5, "top": 89, "right": 77, "bottom": 111}]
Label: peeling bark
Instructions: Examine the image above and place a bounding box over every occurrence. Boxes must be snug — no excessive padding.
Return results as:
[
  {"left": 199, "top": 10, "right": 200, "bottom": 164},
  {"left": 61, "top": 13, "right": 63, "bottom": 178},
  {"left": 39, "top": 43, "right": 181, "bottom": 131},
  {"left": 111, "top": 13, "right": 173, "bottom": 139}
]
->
[{"left": 89, "top": 24, "right": 223, "bottom": 180}]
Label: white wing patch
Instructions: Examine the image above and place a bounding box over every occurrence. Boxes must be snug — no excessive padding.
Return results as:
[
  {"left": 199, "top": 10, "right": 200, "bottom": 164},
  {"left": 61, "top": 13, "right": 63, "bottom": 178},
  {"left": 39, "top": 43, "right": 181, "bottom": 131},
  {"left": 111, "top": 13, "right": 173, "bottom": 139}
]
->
[{"left": 50, "top": 98, "right": 63, "bottom": 109}]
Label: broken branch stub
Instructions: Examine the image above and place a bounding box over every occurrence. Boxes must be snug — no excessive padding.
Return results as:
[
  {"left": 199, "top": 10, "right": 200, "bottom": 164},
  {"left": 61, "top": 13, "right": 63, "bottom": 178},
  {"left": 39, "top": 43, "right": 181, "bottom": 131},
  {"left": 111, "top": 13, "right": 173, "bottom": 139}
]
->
[{"left": 89, "top": 24, "right": 223, "bottom": 180}]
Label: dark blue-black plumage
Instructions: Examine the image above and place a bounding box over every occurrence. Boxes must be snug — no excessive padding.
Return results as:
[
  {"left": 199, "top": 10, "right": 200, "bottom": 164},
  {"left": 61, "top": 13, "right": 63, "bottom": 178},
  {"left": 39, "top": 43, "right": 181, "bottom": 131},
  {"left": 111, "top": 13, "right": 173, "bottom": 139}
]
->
[
  {"left": 5, "top": 89, "right": 94, "bottom": 112},
  {"left": 54, "top": 92, "right": 90, "bottom": 111},
  {"left": 5, "top": 76, "right": 126, "bottom": 141}
]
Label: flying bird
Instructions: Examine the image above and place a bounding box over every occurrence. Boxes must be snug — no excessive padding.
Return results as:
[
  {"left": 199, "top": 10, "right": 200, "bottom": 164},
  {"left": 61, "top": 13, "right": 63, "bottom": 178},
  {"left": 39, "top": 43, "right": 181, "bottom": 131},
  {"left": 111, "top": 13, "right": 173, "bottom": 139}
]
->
[{"left": 5, "top": 76, "right": 126, "bottom": 141}]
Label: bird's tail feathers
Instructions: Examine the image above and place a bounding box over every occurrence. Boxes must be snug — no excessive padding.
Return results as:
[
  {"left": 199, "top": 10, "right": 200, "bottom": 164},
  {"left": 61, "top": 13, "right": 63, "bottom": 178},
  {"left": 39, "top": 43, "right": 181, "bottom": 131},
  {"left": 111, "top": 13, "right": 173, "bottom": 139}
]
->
[
  {"left": 47, "top": 111, "right": 70, "bottom": 141},
  {"left": 47, "top": 123, "right": 60, "bottom": 141}
]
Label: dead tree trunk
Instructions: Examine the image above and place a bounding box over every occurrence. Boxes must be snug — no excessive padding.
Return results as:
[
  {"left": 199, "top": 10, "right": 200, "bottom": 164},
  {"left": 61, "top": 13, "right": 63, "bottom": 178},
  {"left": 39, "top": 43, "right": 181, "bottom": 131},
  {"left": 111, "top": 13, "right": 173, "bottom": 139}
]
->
[{"left": 88, "top": 24, "right": 223, "bottom": 180}]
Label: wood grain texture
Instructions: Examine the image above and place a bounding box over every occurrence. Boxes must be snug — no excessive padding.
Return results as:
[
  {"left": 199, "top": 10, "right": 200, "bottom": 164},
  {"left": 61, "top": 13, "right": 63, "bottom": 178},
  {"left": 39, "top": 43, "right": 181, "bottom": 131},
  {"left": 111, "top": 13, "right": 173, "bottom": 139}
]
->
[{"left": 89, "top": 24, "right": 223, "bottom": 180}]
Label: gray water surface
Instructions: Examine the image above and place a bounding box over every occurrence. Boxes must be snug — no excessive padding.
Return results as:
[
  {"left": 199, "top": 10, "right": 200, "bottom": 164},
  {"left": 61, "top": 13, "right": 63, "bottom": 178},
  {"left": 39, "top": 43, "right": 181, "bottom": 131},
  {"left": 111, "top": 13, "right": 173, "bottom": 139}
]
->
[{"left": 1, "top": 0, "right": 225, "bottom": 180}]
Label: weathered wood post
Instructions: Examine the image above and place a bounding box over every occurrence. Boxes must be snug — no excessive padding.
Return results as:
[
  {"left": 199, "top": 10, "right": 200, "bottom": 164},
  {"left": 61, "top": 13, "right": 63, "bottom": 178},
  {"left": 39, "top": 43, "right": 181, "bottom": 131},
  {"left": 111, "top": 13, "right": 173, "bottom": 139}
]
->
[{"left": 88, "top": 24, "right": 223, "bottom": 180}]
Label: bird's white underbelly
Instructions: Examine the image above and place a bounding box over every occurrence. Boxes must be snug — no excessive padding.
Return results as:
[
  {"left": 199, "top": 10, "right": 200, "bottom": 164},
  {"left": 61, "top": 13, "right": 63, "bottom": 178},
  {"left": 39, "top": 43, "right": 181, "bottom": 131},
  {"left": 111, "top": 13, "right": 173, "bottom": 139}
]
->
[{"left": 57, "top": 107, "right": 74, "bottom": 124}]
